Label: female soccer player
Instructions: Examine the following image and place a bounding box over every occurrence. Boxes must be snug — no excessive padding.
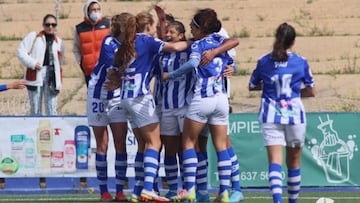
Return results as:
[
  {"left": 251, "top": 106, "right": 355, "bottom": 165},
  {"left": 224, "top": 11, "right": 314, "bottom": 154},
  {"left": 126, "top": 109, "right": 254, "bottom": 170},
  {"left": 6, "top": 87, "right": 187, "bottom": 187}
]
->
[
  {"left": 87, "top": 13, "right": 134, "bottom": 202},
  {"left": 249, "top": 22, "right": 315, "bottom": 203},
  {"left": 107, "top": 11, "right": 190, "bottom": 202},
  {"left": 163, "top": 8, "right": 239, "bottom": 202},
  {"left": 156, "top": 12, "right": 242, "bottom": 201},
  {"left": 156, "top": 20, "right": 193, "bottom": 200}
]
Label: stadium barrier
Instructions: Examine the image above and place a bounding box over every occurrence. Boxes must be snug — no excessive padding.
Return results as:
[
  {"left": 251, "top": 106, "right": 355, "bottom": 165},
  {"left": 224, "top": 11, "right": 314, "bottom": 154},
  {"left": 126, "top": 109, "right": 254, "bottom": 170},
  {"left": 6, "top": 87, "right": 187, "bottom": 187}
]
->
[
  {"left": 208, "top": 112, "right": 360, "bottom": 188},
  {"left": 0, "top": 113, "right": 359, "bottom": 194}
]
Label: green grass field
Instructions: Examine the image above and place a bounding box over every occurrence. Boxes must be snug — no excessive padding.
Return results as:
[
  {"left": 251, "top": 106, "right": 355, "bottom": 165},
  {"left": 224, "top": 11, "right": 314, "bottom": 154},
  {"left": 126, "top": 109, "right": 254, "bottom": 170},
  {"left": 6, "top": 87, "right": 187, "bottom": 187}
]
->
[{"left": 1, "top": 191, "right": 360, "bottom": 203}]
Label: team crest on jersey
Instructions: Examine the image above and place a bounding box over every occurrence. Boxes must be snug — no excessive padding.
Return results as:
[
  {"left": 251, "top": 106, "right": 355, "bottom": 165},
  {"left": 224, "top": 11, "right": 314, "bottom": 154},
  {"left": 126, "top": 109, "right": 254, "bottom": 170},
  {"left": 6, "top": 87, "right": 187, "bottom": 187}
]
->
[{"left": 96, "top": 113, "right": 102, "bottom": 121}]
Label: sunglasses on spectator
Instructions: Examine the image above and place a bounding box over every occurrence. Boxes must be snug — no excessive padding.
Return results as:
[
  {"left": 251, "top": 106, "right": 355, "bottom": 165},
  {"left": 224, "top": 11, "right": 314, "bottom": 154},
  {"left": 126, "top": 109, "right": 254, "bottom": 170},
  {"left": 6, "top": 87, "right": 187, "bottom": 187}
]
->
[{"left": 44, "top": 23, "right": 57, "bottom": 27}]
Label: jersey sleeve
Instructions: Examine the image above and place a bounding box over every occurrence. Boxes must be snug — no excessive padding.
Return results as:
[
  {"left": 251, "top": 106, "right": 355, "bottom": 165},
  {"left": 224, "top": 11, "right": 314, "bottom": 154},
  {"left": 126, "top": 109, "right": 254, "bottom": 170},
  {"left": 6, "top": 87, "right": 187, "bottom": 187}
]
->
[
  {"left": 249, "top": 60, "right": 262, "bottom": 88},
  {"left": 149, "top": 37, "right": 165, "bottom": 55},
  {"left": 302, "top": 60, "right": 315, "bottom": 87},
  {"left": 189, "top": 41, "right": 202, "bottom": 61},
  {"left": 169, "top": 57, "right": 199, "bottom": 79},
  {"left": 0, "top": 84, "right": 7, "bottom": 92},
  {"left": 100, "top": 37, "right": 117, "bottom": 67}
]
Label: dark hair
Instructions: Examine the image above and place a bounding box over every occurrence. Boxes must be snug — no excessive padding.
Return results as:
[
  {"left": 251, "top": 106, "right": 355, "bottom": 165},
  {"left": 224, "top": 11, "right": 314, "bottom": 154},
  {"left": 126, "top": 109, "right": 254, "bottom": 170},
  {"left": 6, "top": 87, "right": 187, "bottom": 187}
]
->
[
  {"left": 111, "top": 12, "right": 134, "bottom": 38},
  {"left": 193, "top": 8, "right": 221, "bottom": 34},
  {"left": 165, "top": 14, "right": 175, "bottom": 23},
  {"left": 88, "top": 2, "right": 100, "bottom": 13},
  {"left": 168, "top": 20, "right": 186, "bottom": 41},
  {"left": 271, "top": 22, "right": 296, "bottom": 61},
  {"left": 42, "top": 14, "right": 57, "bottom": 25}
]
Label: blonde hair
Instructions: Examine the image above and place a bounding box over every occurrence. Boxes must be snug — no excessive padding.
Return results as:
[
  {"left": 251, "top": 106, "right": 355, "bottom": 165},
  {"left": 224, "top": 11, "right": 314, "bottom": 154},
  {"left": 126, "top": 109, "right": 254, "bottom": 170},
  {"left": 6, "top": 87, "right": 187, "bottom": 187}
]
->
[{"left": 135, "top": 11, "right": 154, "bottom": 33}]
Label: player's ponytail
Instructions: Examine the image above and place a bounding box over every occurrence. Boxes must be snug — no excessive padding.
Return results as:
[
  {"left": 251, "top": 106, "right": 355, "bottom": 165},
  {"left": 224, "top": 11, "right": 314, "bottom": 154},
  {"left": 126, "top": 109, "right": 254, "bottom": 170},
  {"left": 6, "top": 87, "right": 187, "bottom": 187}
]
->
[
  {"left": 114, "top": 15, "right": 137, "bottom": 76},
  {"left": 271, "top": 22, "right": 296, "bottom": 62}
]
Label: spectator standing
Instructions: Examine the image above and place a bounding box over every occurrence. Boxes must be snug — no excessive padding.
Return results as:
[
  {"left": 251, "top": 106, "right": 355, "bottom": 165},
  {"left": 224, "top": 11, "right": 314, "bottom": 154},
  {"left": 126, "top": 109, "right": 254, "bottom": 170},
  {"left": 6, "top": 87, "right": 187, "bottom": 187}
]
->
[
  {"left": 73, "top": 0, "right": 110, "bottom": 87},
  {"left": 17, "top": 14, "right": 64, "bottom": 115}
]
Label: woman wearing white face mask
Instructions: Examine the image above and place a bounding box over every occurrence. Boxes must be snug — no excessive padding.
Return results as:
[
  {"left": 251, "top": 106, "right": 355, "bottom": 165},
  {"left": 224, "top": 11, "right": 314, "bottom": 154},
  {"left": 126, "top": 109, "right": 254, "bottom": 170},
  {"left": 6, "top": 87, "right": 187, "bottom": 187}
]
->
[{"left": 73, "top": 0, "right": 110, "bottom": 87}]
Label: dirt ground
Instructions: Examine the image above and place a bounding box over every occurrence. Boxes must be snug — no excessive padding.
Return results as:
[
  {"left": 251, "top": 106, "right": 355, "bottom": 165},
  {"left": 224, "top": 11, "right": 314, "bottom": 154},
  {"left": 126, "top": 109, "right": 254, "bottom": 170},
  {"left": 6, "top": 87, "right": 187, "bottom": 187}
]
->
[{"left": 1, "top": 0, "right": 360, "bottom": 115}]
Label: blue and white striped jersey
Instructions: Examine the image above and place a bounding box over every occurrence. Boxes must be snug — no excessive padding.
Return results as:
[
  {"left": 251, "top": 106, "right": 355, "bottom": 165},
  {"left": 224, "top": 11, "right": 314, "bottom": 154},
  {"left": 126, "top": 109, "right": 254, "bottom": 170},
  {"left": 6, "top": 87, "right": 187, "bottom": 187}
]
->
[
  {"left": 191, "top": 33, "right": 233, "bottom": 98},
  {"left": 249, "top": 52, "right": 315, "bottom": 124},
  {"left": 88, "top": 35, "right": 121, "bottom": 99},
  {"left": 120, "top": 33, "right": 165, "bottom": 99},
  {"left": 151, "top": 54, "right": 163, "bottom": 106},
  {"left": 161, "top": 48, "right": 194, "bottom": 109}
]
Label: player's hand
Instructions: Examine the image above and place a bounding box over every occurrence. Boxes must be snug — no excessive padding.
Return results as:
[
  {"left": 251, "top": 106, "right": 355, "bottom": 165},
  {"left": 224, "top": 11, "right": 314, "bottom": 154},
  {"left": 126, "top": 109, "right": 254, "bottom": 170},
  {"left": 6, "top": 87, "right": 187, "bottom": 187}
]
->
[
  {"left": 8, "top": 80, "right": 26, "bottom": 89},
  {"left": 200, "top": 50, "right": 215, "bottom": 66},
  {"left": 162, "top": 72, "right": 169, "bottom": 81},
  {"left": 223, "top": 65, "right": 234, "bottom": 78},
  {"left": 154, "top": 4, "right": 166, "bottom": 22}
]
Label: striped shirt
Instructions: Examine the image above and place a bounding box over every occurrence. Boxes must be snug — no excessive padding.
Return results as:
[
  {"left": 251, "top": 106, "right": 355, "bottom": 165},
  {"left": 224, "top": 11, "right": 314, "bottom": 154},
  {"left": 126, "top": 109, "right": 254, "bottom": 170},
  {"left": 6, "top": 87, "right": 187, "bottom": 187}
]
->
[
  {"left": 88, "top": 35, "right": 121, "bottom": 100},
  {"left": 151, "top": 55, "right": 163, "bottom": 107},
  {"left": 161, "top": 49, "right": 194, "bottom": 109},
  {"left": 249, "top": 52, "right": 315, "bottom": 124},
  {"left": 120, "top": 33, "right": 165, "bottom": 99},
  {"left": 190, "top": 33, "right": 233, "bottom": 98}
]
